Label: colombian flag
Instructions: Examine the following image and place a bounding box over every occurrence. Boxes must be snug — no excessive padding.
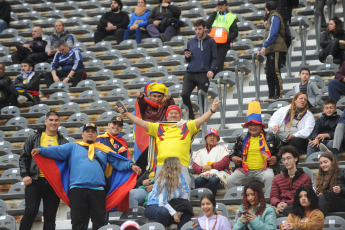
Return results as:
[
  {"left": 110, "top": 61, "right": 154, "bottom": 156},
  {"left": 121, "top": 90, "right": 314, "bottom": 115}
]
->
[{"left": 34, "top": 150, "right": 136, "bottom": 212}]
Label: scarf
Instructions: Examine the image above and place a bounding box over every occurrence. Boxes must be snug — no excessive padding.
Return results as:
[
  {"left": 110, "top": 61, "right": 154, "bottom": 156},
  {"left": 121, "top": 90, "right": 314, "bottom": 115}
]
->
[
  {"left": 135, "top": 6, "right": 147, "bottom": 17},
  {"left": 97, "top": 132, "right": 129, "bottom": 157},
  {"left": 284, "top": 108, "right": 307, "bottom": 124},
  {"left": 238, "top": 131, "right": 271, "bottom": 175},
  {"left": 143, "top": 97, "right": 162, "bottom": 108},
  {"left": 21, "top": 71, "right": 35, "bottom": 83},
  {"left": 75, "top": 141, "right": 115, "bottom": 162}
]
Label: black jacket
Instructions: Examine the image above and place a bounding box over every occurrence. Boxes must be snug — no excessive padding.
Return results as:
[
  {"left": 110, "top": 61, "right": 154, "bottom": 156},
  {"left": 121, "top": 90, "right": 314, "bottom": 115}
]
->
[
  {"left": 320, "top": 30, "right": 345, "bottom": 49},
  {"left": 97, "top": 11, "right": 130, "bottom": 33},
  {"left": 205, "top": 11, "right": 238, "bottom": 48},
  {"left": 310, "top": 112, "right": 340, "bottom": 140},
  {"left": 25, "top": 37, "right": 47, "bottom": 53},
  {"left": 147, "top": 4, "right": 181, "bottom": 25},
  {"left": 19, "top": 130, "right": 69, "bottom": 180},
  {"left": 0, "top": 74, "right": 14, "bottom": 108},
  {"left": 14, "top": 72, "right": 40, "bottom": 92},
  {"left": 0, "top": 1, "right": 11, "bottom": 27},
  {"left": 229, "top": 131, "right": 282, "bottom": 175}
]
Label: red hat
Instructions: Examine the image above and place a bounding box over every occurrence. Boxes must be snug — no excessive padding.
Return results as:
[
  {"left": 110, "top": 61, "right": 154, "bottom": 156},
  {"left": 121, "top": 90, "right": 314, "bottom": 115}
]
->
[
  {"left": 120, "top": 220, "right": 140, "bottom": 230},
  {"left": 205, "top": 128, "right": 220, "bottom": 141},
  {"left": 166, "top": 105, "right": 181, "bottom": 118}
]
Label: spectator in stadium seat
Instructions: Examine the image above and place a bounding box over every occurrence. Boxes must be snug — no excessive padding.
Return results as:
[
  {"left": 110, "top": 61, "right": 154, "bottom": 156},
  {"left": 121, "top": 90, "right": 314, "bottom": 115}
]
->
[
  {"left": 319, "top": 17, "right": 345, "bottom": 64},
  {"left": 123, "top": 0, "right": 150, "bottom": 44},
  {"left": 97, "top": 116, "right": 129, "bottom": 158},
  {"left": 146, "top": 0, "right": 182, "bottom": 42},
  {"left": 144, "top": 157, "right": 193, "bottom": 230},
  {"left": 228, "top": 100, "right": 281, "bottom": 190},
  {"left": 0, "top": 0, "right": 10, "bottom": 33},
  {"left": 44, "top": 40, "right": 86, "bottom": 88},
  {"left": 256, "top": 1, "right": 287, "bottom": 100},
  {"left": 11, "top": 26, "right": 47, "bottom": 64},
  {"left": 316, "top": 152, "right": 345, "bottom": 216},
  {"left": 45, "top": 21, "right": 74, "bottom": 60},
  {"left": 322, "top": 110, "right": 345, "bottom": 156},
  {"left": 94, "top": 0, "right": 129, "bottom": 44},
  {"left": 307, "top": 99, "right": 339, "bottom": 157},
  {"left": 280, "top": 185, "right": 324, "bottom": 230},
  {"left": 0, "top": 63, "right": 17, "bottom": 109},
  {"left": 19, "top": 111, "right": 68, "bottom": 230},
  {"left": 192, "top": 128, "right": 231, "bottom": 196},
  {"left": 31, "top": 123, "right": 141, "bottom": 230},
  {"left": 133, "top": 82, "right": 175, "bottom": 175},
  {"left": 182, "top": 19, "right": 217, "bottom": 120},
  {"left": 206, "top": 0, "right": 238, "bottom": 73},
  {"left": 269, "top": 92, "right": 315, "bottom": 155},
  {"left": 233, "top": 182, "right": 276, "bottom": 230},
  {"left": 117, "top": 99, "right": 221, "bottom": 185},
  {"left": 270, "top": 146, "right": 312, "bottom": 216},
  {"left": 293, "top": 67, "right": 321, "bottom": 109},
  {"left": 328, "top": 60, "right": 345, "bottom": 103}
]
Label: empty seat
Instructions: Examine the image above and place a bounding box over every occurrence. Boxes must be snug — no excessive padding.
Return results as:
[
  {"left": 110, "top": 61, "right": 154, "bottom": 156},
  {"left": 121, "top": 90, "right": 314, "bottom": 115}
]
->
[
  {"left": 245, "top": 10, "right": 265, "bottom": 21},
  {"left": 42, "top": 92, "right": 70, "bottom": 105},
  {"left": 5, "top": 128, "right": 35, "bottom": 142},
  {"left": 40, "top": 82, "right": 69, "bottom": 95},
  {"left": 323, "top": 216, "right": 345, "bottom": 229},
  {"left": 1, "top": 36, "right": 26, "bottom": 47},
  {"left": 190, "top": 188, "right": 212, "bottom": 205},
  {"left": 34, "top": 62, "right": 51, "bottom": 74},
  {"left": 232, "top": 3, "right": 255, "bottom": 14},
  {"left": 0, "top": 142, "right": 12, "bottom": 155},
  {"left": 0, "top": 117, "right": 28, "bottom": 132},
  {"left": 58, "top": 102, "right": 80, "bottom": 116},
  {"left": 94, "top": 111, "right": 120, "bottom": 125},
  {"left": 81, "top": 100, "right": 110, "bottom": 115},
  {"left": 89, "top": 69, "right": 114, "bottom": 81},
  {"left": 158, "top": 54, "right": 184, "bottom": 66},
  {"left": 4, "top": 64, "right": 21, "bottom": 76},
  {"left": 85, "top": 59, "right": 104, "bottom": 72},
  {"left": 132, "top": 56, "right": 157, "bottom": 68},
  {"left": 115, "top": 67, "right": 141, "bottom": 79},
  {"left": 114, "top": 40, "right": 137, "bottom": 50},
  {"left": 232, "top": 39, "right": 253, "bottom": 51},
  {"left": 0, "top": 182, "right": 25, "bottom": 200},
  {"left": 66, "top": 9, "right": 87, "bottom": 18},
  {"left": 71, "top": 90, "right": 99, "bottom": 103},
  {"left": 44, "top": 10, "right": 64, "bottom": 19},
  {"left": 0, "top": 168, "right": 22, "bottom": 185},
  {"left": 160, "top": 75, "right": 179, "bottom": 87},
  {"left": 184, "top": 7, "right": 205, "bottom": 18},
  {"left": 96, "top": 78, "right": 124, "bottom": 91},
  {"left": 89, "top": 41, "right": 112, "bottom": 52},
  {"left": 0, "top": 154, "right": 19, "bottom": 170},
  {"left": 69, "top": 79, "right": 96, "bottom": 93},
  {"left": 138, "top": 38, "right": 163, "bottom": 48},
  {"left": 246, "top": 29, "right": 265, "bottom": 41},
  {"left": 103, "top": 88, "right": 129, "bottom": 102},
  {"left": 105, "top": 58, "right": 131, "bottom": 70},
  {"left": 149, "top": 45, "right": 173, "bottom": 57},
  {"left": 141, "top": 66, "right": 168, "bottom": 77},
  {"left": 0, "top": 215, "right": 16, "bottom": 229},
  {"left": 218, "top": 186, "right": 244, "bottom": 205},
  {"left": 122, "top": 48, "right": 148, "bottom": 58},
  {"left": 0, "top": 29, "right": 18, "bottom": 39},
  {"left": 164, "top": 36, "right": 188, "bottom": 46},
  {"left": 125, "top": 76, "right": 151, "bottom": 89},
  {"left": 0, "top": 106, "right": 20, "bottom": 119},
  {"left": 168, "top": 84, "right": 183, "bottom": 97},
  {"left": 237, "top": 21, "right": 255, "bottom": 31},
  {"left": 98, "top": 49, "right": 122, "bottom": 60},
  {"left": 60, "top": 113, "right": 89, "bottom": 128}
]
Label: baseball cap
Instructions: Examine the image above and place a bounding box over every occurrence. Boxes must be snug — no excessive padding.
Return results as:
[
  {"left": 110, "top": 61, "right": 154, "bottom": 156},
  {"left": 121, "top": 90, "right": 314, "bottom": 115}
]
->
[
  {"left": 120, "top": 220, "right": 140, "bottom": 230},
  {"left": 218, "top": 0, "right": 227, "bottom": 4},
  {"left": 110, "top": 116, "right": 124, "bottom": 126},
  {"left": 82, "top": 123, "right": 98, "bottom": 132}
]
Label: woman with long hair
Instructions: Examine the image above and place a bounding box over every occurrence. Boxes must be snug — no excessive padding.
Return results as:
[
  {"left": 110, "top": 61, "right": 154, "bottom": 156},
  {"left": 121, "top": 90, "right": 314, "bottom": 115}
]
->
[
  {"left": 233, "top": 182, "right": 276, "bottom": 230},
  {"left": 269, "top": 92, "right": 315, "bottom": 154},
  {"left": 123, "top": 0, "right": 150, "bottom": 44},
  {"left": 319, "top": 17, "right": 345, "bottom": 63},
  {"left": 316, "top": 152, "right": 345, "bottom": 215},
  {"left": 190, "top": 194, "right": 231, "bottom": 230},
  {"left": 280, "top": 185, "right": 324, "bottom": 230},
  {"left": 144, "top": 157, "right": 193, "bottom": 230}
]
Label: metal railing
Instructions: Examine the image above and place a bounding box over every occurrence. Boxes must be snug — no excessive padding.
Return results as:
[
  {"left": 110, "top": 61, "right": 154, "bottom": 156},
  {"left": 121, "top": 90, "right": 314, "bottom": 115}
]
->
[
  {"left": 198, "top": 89, "right": 208, "bottom": 143},
  {"left": 252, "top": 54, "right": 265, "bottom": 101}
]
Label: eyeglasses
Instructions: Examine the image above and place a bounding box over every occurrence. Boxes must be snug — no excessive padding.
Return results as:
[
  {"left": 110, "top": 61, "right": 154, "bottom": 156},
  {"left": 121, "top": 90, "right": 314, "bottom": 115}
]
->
[{"left": 281, "top": 156, "right": 293, "bottom": 162}]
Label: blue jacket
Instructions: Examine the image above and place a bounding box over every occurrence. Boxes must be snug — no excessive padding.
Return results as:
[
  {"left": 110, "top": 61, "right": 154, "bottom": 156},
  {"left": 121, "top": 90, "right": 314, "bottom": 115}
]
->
[
  {"left": 233, "top": 204, "right": 276, "bottom": 230},
  {"left": 262, "top": 15, "right": 280, "bottom": 48},
  {"left": 39, "top": 143, "right": 133, "bottom": 190},
  {"left": 186, "top": 34, "right": 217, "bottom": 74},
  {"left": 51, "top": 48, "right": 84, "bottom": 72},
  {"left": 127, "top": 10, "right": 150, "bottom": 28}
]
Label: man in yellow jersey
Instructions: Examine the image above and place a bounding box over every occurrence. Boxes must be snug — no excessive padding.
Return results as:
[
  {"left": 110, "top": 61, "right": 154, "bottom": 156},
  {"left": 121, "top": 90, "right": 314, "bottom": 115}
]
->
[
  {"left": 117, "top": 99, "right": 221, "bottom": 185},
  {"left": 228, "top": 101, "right": 281, "bottom": 189},
  {"left": 19, "top": 111, "right": 69, "bottom": 230},
  {"left": 206, "top": 0, "right": 238, "bottom": 72}
]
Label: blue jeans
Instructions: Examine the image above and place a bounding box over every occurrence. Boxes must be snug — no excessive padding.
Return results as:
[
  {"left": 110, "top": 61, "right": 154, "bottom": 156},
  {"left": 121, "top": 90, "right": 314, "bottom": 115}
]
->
[
  {"left": 328, "top": 79, "right": 345, "bottom": 103},
  {"left": 194, "top": 176, "right": 220, "bottom": 196},
  {"left": 0, "top": 19, "right": 8, "bottom": 33},
  {"left": 129, "top": 188, "right": 147, "bottom": 207},
  {"left": 306, "top": 140, "right": 333, "bottom": 158},
  {"left": 123, "top": 29, "right": 145, "bottom": 44}
]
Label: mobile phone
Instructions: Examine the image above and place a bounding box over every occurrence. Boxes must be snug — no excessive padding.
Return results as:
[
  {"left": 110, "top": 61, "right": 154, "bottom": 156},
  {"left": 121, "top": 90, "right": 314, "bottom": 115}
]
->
[
  {"left": 116, "top": 101, "right": 127, "bottom": 113},
  {"left": 313, "top": 187, "right": 320, "bottom": 195},
  {"left": 191, "top": 218, "right": 199, "bottom": 226},
  {"left": 184, "top": 48, "right": 190, "bottom": 52},
  {"left": 241, "top": 210, "right": 248, "bottom": 216}
]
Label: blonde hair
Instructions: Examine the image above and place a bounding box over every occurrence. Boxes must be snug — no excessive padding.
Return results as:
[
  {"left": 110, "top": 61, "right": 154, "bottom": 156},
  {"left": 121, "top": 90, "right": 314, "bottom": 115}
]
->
[
  {"left": 156, "top": 157, "right": 181, "bottom": 199},
  {"left": 286, "top": 92, "right": 308, "bottom": 128}
]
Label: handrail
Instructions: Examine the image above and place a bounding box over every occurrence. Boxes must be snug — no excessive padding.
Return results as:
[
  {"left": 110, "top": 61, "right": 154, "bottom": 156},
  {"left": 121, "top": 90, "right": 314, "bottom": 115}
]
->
[
  {"left": 252, "top": 54, "right": 265, "bottom": 101},
  {"left": 198, "top": 89, "right": 208, "bottom": 143},
  {"left": 234, "top": 65, "right": 244, "bottom": 116},
  {"left": 217, "top": 78, "right": 226, "bottom": 130}
]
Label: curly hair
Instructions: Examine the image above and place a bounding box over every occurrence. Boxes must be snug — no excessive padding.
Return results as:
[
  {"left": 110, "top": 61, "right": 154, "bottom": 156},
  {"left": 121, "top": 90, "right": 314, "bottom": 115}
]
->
[
  {"left": 316, "top": 152, "right": 339, "bottom": 193},
  {"left": 291, "top": 185, "right": 319, "bottom": 218},
  {"left": 240, "top": 182, "right": 266, "bottom": 217},
  {"left": 328, "top": 17, "right": 344, "bottom": 35},
  {"left": 156, "top": 157, "right": 182, "bottom": 199},
  {"left": 286, "top": 92, "right": 308, "bottom": 128}
]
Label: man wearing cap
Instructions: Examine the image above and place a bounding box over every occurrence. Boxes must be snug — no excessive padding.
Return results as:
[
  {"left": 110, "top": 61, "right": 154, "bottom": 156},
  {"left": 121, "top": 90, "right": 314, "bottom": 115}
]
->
[
  {"left": 31, "top": 123, "right": 141, "bottom": 230},
  {"left": 206, "top": 0, "right": 238, "bottom": 73},
  {"left": 19, "top": 111, "right": 68, "bottom": 230},
  {"left": 192, "top": 128, "right": 231, "bottom": 196},
  {"left": 97, "top": 116, "right": 128, "bottom": 158},
  {"left": 134, "top": 82, "right": 175, "bottom": 173},
  {"left": 117, "top": 99, "right": 221, "bottom": 185},
  {"left": 228, "top": 101, "right": 281, "bottom": 189}
]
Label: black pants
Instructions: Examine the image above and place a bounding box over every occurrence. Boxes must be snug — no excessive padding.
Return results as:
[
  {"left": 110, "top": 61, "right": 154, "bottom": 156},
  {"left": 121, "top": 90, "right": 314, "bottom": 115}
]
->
[
  {"left": 70, "top": 188, "right": 106, "bottom": 230},
  {"left": 319, "top": 193, "right": 345, "bottom": 216},
  {"left": 94, "top": 28, "right": 125, "bottom": 44},
  {"left": 44, "top": 69, "right": 86, "bottom": 88},
  {"left": 284, "top": 137, "right": 309, "bottom": 155},
  {"left": 181, "top": 72, "right": 210, "bottom": 119},
  {"left": 136, "top": 148, "right": 148, "bottom": 178},
  {"left": 19, "top": 177, "right": 60, "bottom": 230},
  {"left": 216, "top": 45, "right": 229, "bottom": 73},
  {"left": 314, "top": 0, "right": 327, "bottom": 29},
  {"left": 11, "top": 52, "right": 50, "bottom": 64},
  {"left": 319, "top": 40, "right": 345, "bottom": 62},
  {"left": 266, "top": 52, "right": 284, "bottom": 98}
]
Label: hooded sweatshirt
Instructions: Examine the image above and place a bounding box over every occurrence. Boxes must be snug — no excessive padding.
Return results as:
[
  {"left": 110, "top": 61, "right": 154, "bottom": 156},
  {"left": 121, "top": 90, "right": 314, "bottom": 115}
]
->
[{"left": 185, "top": 34, "right": 217, "bottom": 74}]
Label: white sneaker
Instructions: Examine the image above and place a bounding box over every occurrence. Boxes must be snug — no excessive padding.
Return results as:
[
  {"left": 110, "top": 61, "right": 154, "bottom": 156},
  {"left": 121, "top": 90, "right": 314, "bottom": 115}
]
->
[
  {"left": 319, "top": 143, "right": 330, "bottom": 152},
  {"left": 17, "top": 95, "right": 28, "bottom": 104},
  {"left": 325, "top": 55, "right": 334, "bottom": 64}
]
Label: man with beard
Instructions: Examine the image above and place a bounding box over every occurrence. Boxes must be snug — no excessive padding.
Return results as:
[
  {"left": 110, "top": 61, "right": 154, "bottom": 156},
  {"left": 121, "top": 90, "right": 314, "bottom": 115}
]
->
[
  {"left": 182, "top": 19, "right": 217, "bottom": 120},
  {"left": 94, "top": 0, "right": 129, "bottom": 44}
]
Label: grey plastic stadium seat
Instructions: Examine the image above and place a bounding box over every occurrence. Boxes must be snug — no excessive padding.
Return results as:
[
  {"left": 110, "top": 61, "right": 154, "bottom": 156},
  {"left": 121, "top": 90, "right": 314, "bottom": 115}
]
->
[
  {"left": 0, "top": 168, "right": 22, "bottom": 184},
  {"left": 104, "top": 88, "right": 129, "bottom": 102},
  {"left": 141, "top": 222, "right": 165, "bottom": 230},
  {"left": 94, "top": 111, "right": 120, "bottom": 126},
  {"left": 123, "top": 47, "right": 148, "bottom": 58},
  {"left": 71, "top": 90, "right": 99, "bottom": 103},
  {"left": 98, "top": 225, "right": 120, "bottom": 230},
  {"left": 160, "top": 75, "right": 179, "bottom": 87},
  {"left": 34, "top": 62, "right": 51, "bottom": 73},
  {"left": 125, "top": 76, "right": 151, "bottom": 89},
  {"left": 220, "top": 186, "right": 244, "bottom": 205},
  {"left": 116, "top": 67, "right": 141, "bottom": 79},
  {"left": 98, "top": 49, "right": 122, "bottom": 60},
  {"left": 324, "top": 216, "right": 345, "bottom": 229},
  {"left": 0, "top": 106, "right": 20, "bottom": 118},
  {"left": 138, "top": 38, "right": 163, "bottom": 48},
  {"left": 58, "top": 102, "right": 80, "bottom": 116},
  {"left": 43, "top": 92, "right": 70, "bottom": 105},
  {"left": 0, "top": 214, "right": 16, "bottom": 229},
  {"left": 96, "top": 78, "right": 124, "bottom": 91},
  {"left": 105, "top": 58, "right": 131, "bottom": 70},
  {"left": 0, "top": 154, "right": 19, "bottom": 170},
  {"left": 89, "top": 69, "right": 114, "bottom": 81},
  {"left": 141, "top": 66, "right": 168, "bottom": 77},
  {"left": 0, "top": 182, "right": 25, "bottom": 200},
  {"left": 190, "top": 188, "right": 212, "bottom": 205},
  {"left": 85, "top": 59, "right": 104, "bottom": 72},
  {"left": 0, "top": 142, "right": 12, "bottom": 155},
  {"left": 132, "top": 56, "right": 157, "bottom": 68},
  {"left": 81, "top": 100, "right": 110, "bottom": 115},
  {"left": 1, "top": 117, "right": 28, "bottom": 131},
  {"left": 40, "top": 82, "right": 69, "bottom": 95}
]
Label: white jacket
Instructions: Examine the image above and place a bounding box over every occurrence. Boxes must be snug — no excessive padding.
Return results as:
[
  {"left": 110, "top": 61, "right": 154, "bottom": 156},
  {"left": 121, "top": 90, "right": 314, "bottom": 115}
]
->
[{"left": 268, "top": 105, "right": 315, "bottom": 139}]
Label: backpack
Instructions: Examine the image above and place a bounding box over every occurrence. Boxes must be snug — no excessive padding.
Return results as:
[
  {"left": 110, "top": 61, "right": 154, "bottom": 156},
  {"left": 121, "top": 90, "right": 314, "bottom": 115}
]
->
[{"left": 284, "top": 24, "right": 292, "bottom": 49}]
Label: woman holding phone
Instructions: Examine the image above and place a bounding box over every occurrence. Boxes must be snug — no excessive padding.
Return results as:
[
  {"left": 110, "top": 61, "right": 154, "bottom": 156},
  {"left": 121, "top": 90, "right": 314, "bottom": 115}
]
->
[
  {"left": 189, "top": 193, "right": 231, "bottom": 230},
  {"left": 233, "top": 182, "right": 276, "bottom": 230}
]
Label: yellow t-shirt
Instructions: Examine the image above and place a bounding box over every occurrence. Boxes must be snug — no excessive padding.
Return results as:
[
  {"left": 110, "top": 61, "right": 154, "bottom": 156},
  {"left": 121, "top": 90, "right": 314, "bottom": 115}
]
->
[
  {"left": 39, "top": 132, "right": 58, "bottom": 177},
  {"left": 245, "top": 136, "right": 265, "bottom": 170},
  {"left": 146, "top": 120, "right": 199, "bottom": 167}
]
